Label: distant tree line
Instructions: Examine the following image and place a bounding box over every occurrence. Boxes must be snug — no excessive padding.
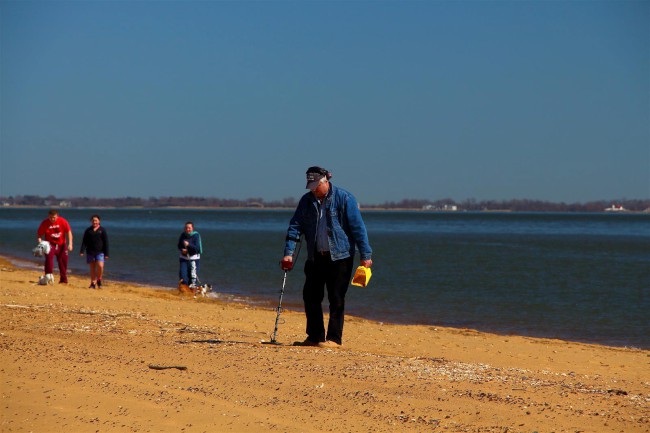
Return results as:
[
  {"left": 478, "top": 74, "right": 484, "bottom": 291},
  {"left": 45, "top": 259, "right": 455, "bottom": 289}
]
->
[
  {"left": 363, "top": 198, "right": 650, "bottom": 212},
  {"left": 2, "top": 195, "right": 649, "bottom": 212},
  {"left": 1, "top": 195, "right": 298, "bottom": 209}
]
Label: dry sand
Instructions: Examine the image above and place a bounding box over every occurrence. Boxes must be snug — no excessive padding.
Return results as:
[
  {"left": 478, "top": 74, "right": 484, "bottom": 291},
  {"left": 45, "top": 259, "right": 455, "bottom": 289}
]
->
[{"left": 1, "top": 257, "right": 648, "bottom": 432}]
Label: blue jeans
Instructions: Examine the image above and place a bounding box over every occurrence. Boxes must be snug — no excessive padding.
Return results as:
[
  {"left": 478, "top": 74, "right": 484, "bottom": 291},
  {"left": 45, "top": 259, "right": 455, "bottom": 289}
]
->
[{"left": 179, "top": 258, "right": 200, "bottom": 285}]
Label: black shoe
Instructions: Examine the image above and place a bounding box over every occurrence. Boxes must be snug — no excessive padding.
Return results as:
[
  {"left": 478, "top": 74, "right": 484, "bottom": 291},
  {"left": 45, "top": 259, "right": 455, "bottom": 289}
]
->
[
  {"left": 293, "top": 339, "right": 320, "bottom": 347},
  {"left": 89, "top": 283, "right": 96, "bottom": 289},
  {"left": 97, "top": 279, "right": 102, "bottom": 288}
]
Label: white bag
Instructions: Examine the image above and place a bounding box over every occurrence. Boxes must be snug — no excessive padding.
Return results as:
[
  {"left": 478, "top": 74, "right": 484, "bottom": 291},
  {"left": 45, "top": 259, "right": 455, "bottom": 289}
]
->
[{"left": 32, "top": 241, "right": 51, "bottom": 257}]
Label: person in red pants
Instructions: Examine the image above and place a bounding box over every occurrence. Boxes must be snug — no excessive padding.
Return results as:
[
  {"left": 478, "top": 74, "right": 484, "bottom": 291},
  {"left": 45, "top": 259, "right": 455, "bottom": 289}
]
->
[{"left": 37, "top": 209, "right": 74, "bottom": 284}]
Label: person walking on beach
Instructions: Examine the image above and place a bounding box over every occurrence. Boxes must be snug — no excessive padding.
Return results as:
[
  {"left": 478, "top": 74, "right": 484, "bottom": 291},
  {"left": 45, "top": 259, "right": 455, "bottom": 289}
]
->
[
  {"left": 282, "top": 166, "right": 373, "bottom": 348},
  {"left": 178, "top": 222, "right": 203, "bottom": 287},
  {"left": 37, "top": 209, "right": 74, "bottom": 284},
  {"left": 80, "top": 214, "right": 109, "bottom": 289}
]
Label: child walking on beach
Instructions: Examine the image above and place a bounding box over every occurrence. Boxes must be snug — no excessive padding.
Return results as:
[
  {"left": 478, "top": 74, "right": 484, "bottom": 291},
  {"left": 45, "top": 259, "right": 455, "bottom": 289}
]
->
[{"left": 80, "top": 214, "right": 110, "bottom": 289}]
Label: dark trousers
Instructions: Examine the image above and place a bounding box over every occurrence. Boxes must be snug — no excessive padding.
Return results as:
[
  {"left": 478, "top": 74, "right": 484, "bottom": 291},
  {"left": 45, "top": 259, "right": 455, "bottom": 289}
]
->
[
  {"left": 44, "top": 243, "right": 68, "bottom": 283},
  {"left": 303, "top": 253, "right": 354, "bottom": 345}
]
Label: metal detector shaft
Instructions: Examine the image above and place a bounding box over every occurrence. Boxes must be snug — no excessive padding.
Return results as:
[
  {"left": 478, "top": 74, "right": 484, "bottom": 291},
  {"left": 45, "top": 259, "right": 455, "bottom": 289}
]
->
[
  {"left": 268, "top": 270, "right": 288, "bottom": 344},
  {"left": 264, "top": 237, "right": 301, "bottom": 345}
]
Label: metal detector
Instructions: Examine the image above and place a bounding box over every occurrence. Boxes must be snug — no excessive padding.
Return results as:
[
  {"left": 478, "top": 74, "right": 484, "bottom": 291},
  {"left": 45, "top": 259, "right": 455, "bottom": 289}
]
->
[
  {"left": 262, "top": 238, "right": 301, "bottom": 345},
  {"left": 263, "top": 269, "right": 289, "bottom": 345}
]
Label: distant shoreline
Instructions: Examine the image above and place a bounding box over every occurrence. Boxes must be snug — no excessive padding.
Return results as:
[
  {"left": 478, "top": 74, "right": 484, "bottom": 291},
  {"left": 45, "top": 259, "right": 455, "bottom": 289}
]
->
[
  {"left": 3, "top": 194, "right": 650, "bottom": 213},
  {"left": 2, "top": 204, "right": 649, "bottom": 214}
]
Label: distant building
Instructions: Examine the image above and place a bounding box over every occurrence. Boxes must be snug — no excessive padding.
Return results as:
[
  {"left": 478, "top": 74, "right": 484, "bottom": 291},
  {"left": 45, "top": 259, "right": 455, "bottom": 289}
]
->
[
  {"left": 604, "top": 204, "right": 626, "bottom": 212},
  {"left": 423, "top": 204, "right": 458, "bottom": 211}
]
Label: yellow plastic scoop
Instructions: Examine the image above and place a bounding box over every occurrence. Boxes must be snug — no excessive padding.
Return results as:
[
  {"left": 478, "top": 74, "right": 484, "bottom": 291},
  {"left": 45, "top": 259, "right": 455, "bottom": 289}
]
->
[{"left": 351, "top": 266, "right": 372, "bottom": 287}]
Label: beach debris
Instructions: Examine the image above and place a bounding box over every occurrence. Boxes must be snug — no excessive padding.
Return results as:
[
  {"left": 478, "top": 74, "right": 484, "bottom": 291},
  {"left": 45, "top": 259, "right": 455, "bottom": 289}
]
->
[
  {"left": 148, "top": 364, "right": 188, "bottom": 371},
  {"left": 3, "top": 304, "right": 38, "bottom": 309}
]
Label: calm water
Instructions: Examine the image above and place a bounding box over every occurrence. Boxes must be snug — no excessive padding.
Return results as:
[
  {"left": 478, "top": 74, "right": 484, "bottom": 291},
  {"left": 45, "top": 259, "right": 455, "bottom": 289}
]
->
[{"left": 1, "top": 208, "right": 648, "bottom": 348}]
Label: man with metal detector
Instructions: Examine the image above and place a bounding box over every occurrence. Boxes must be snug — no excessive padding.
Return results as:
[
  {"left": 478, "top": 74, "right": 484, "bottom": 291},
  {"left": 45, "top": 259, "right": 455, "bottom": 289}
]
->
[{"left": 281, "top": 166, "right": 373, "bottom": 348}]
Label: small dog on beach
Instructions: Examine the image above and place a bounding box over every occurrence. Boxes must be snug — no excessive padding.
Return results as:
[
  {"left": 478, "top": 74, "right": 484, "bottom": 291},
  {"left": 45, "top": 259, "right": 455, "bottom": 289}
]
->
[
  {"left": 38, "top": 273, "right": 54, "bottom": 285},
  {"left": 178, "top": 280, "right": 213, "bottom": 298},
  {"left": 178, "top": 280, "right": 193, "bottom": 295},
  {"left": 193, "top": 283, "right": 212, "bottom": 297}
]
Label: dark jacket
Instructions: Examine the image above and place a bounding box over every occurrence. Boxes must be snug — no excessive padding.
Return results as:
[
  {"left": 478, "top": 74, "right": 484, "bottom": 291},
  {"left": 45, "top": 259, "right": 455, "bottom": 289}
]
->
[
  {"left": 178, "top": 231, "right": 202, "bottom": 258},
  {"left": 80, "top": 226, "right": 109, "bottom": 256}
]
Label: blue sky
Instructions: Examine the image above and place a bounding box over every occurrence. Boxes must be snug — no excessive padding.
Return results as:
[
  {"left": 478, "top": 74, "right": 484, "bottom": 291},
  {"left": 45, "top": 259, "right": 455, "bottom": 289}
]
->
[{"left": 1, "top": 0, "right": 648, "bottom": 204}]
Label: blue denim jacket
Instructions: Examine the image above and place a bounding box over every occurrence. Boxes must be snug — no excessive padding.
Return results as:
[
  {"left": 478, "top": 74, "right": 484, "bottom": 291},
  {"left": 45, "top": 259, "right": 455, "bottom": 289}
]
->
[{"left": 284, "top": 183, "right": 372, "bottom": 262}]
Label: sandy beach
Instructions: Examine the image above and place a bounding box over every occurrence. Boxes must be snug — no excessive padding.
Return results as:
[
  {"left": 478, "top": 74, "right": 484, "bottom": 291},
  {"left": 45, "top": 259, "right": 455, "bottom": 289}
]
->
[{"left": 1, "top": 257, "right": 648, "bottom": 432}]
